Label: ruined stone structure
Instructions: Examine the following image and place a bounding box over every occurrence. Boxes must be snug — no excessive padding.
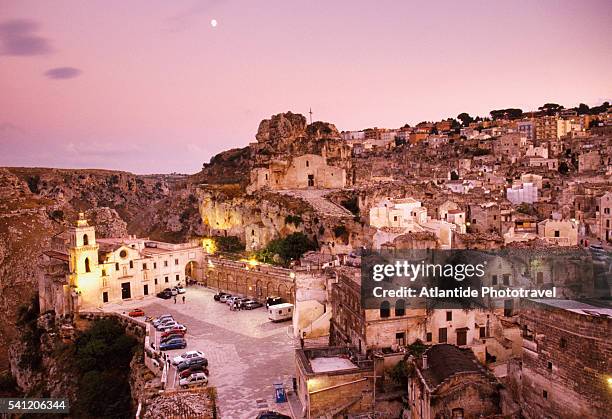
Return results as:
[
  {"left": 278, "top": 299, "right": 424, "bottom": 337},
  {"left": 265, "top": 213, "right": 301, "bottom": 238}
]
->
[{"left": 408, "top": 344, "right": 501, "bottom": 419}]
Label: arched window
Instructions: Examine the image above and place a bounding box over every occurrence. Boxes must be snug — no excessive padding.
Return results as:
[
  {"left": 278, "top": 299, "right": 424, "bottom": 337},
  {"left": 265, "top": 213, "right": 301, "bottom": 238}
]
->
[
  {"left": 129, "top": 260, "right": 134, "bottom": 269},
  {"left": 82, "top": 234, "right": 89, "bottom": 246},
  {"left": 380, "top": 301, "right": 390, "bottom": 318},
  {"left": 85, "top": 257, "right": 91, "bottom": 273},
  {"left": 395, "top": 299, "right": 406, "bottom": 316}
]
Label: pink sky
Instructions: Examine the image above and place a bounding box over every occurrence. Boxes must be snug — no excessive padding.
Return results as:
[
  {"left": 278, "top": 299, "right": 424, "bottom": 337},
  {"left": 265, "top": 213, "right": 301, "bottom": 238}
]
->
[{"left": 0, "top": 0, "right": 611, "bottom": 174}]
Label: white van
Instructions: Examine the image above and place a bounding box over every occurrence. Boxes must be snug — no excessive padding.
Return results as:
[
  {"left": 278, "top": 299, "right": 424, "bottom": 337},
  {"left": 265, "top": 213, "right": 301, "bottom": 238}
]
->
[{"left": 268, "top": 303, "right": 294, "bottom": 322}]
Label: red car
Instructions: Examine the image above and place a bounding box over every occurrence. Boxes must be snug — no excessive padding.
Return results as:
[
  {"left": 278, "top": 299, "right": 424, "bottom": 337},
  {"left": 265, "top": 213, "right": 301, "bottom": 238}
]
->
[
  {"left": 128, "top": 308, "right": 145, "bottom": 317},
  {"left": 161, "top": 328, "right": 186, "bottom": 338},
  {"left": 179, "top": 365, "right": 209, "bottom": 379}
]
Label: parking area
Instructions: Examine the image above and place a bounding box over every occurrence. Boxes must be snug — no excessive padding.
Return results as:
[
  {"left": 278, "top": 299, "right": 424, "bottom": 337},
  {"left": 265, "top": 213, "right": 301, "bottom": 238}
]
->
[{"left": 106, "top": 286, "right": 296, "bottom": 418}]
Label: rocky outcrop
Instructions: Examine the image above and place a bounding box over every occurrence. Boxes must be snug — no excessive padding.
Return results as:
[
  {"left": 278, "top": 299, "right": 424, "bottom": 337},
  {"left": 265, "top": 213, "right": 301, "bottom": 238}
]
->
[
  {"left": 85, "top": 207, "right": 128, "bottom": 238},
  {"left": 255, "top": 112, "right": 307, "bottom": 146}
]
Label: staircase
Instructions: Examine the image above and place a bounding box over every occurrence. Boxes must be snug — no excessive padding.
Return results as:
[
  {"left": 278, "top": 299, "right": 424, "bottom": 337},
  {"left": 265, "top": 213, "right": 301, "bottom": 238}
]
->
[{"left": 278, "top": 189, "right": 353, "bottom": 218}]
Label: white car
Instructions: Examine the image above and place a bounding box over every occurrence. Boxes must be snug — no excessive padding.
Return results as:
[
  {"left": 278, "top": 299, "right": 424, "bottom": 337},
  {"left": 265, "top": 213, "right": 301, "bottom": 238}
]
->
[
  {"left": 156, "top": 322, "right": 180, "bottom": 331},
  {"left": 179, "top": 372, "right": 208, "bottom": 388},
  {"left": 173, "top": 350, "right": 205, "bottom": 365},
  {"left": 152, "top": 315, "right": 173, "bottom": 327},
  {"left": 174, "top": 286, "right": 186, "bottom": 294}
]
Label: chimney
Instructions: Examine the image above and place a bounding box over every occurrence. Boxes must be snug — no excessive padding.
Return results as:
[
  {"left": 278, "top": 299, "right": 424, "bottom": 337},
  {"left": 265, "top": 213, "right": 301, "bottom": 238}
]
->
[{"left": 422, "top": 355, "right": 428, "bottom": 370}]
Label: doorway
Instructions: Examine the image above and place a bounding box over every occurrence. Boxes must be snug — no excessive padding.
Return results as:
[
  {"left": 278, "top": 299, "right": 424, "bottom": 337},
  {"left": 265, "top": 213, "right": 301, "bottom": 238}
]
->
[
  {"left": 307, "top": 174, "right": 314, "bottom": 187},
  {"left": 121, "top": 282, "right": 131, "bottom": 299},
  {"left": 143, "top": 284, "right": 149, "bottom": 296},
  {"left": 102, "top": 292, "right": 109, "bottom": 303},
  {"left": 457, "top": 328, "right": 467, "bottom": 346}
]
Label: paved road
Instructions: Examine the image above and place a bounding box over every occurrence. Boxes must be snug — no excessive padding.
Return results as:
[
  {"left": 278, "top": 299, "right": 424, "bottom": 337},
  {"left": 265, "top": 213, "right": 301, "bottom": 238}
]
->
[{"left": 110, "top": 286, "right": 296, "bottom": 418}]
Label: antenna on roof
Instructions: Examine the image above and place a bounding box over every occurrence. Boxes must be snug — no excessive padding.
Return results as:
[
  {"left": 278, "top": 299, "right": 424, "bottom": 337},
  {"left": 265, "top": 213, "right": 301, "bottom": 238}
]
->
[{"left": 309, "top": 107, "right": 313, "bottom": 124}]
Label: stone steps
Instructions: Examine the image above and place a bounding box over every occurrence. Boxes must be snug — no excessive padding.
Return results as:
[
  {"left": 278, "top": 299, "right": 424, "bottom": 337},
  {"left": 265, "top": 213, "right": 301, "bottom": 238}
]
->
[{"left": 278, "top": 189, "right": 353, "bottom": 218}]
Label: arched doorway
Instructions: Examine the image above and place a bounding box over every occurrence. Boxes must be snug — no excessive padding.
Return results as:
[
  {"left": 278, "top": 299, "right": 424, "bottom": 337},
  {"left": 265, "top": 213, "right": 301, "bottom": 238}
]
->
[
  {"left": 278, "top": 283, "right": 288, "bottom": 302},
  {"left": 185, "top": 261, "right": 201, "bottom": 286}
]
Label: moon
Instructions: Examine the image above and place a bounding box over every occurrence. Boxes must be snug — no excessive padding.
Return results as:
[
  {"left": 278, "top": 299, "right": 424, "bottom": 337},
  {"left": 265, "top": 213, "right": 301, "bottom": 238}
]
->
[{"left": 210, "top": 19, "right": 218, "bottom": 28}]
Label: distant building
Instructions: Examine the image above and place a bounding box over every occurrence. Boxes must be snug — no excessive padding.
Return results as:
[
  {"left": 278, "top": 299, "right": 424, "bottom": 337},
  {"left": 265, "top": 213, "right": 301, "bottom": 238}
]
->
[
  {"left": 597, "top": 191, "right": 612, "bottom": 242},
  {"left": 517, "top": 120, "right": 535, "bottom": 141},
  {"left": 535, "top": 116, "right": 558, "bottom": 140},
  {"left": 537, "top": 219, "right": 579, "bottom": 246},
  {"left": 507, "top": 182, "right": 538, "bottom": 205}
]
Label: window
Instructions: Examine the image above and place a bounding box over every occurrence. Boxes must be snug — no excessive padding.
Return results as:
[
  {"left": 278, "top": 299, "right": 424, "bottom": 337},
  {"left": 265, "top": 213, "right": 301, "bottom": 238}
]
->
[
  {"left": 559, "top": 337, "right": 567, "bottom": 349},
  {"left": 154, "top": 278, "right": 158, "bottom": 285},
  {"left": 479, "top": 326, "right": 486, "bottom": 338},
  {"left": 101, "top": 269, "right": 106, "bottom": 276},
  {"left": 543, "top": 390, "right": 548, "bottom": 399},
  {"left": 115, "top": 263, "right": 119, "bottom": 271},
  {"left": 129, "top": 260, "right": 134, "bottom": 269},
  {"left": 164, "top": 261, "right": 168, "bottom": 267},
  {"left": 439, "top": 328, "right": 447, "bottom": 343},
  {"left": 120, "top": 250, "right": 127, "bottom": 258},
  {"left": 142, "top": 263, "right": 147, "bottom": 270},
  {"left": 153, "top": 262, "right": 157, "bottom": 269},
  {"left": 175, "top": 259, "right": 179, "bottom": 265},
  {"left": 446, "top": 311, "right": 452, "bottom": 321},
  {"left": 380, "top": 301, "right": 390, "bottom": 318},
  {"left": 395, "top": 332, "right": 405, "bottom": 346},
  {"left": 502, "top": 274, "right": 510, "bottom": 285},
  {"left": 393, "top": 216, "right": 398, "bottom": 221},
  {"left": 426, "top": 332, "right": 432, "bottom": 342},
  {"left": 83, "top": 234, "right": 89, "bottom": 246},
  {"left": 85, "top": 257, "right": 91, "bottom": 273},
  {"left": 395, "top": 299, "right": 405, "bottom": 316},
  {"left": 547, "top": 361, "right": 552, "bottom": 370},
  {"left": 452, "top": 408, "right": 464, "bottom": 419},
  {"left": 306, "top": 160, "right": 309, "bottom": 167},
  {"left": 165, "top": 276, "right": 169, "bottom": 283},
  {"left": 554, "top": 230, "right": 560, "bottom": 238},
  {"left": 492, "top": 275, "right": 498, "bottom": 285},
  {"left": 176, "top": 274, "right": 180, "bottom": 281}
]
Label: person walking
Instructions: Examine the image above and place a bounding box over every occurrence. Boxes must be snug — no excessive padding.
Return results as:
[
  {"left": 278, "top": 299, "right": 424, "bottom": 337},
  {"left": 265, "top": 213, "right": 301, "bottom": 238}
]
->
[
  {"left": 182, "top": 295, "right": 186, "bottom": 304},
  {"left": 173, "top": 295, "right": 177, "bottom": 304}
]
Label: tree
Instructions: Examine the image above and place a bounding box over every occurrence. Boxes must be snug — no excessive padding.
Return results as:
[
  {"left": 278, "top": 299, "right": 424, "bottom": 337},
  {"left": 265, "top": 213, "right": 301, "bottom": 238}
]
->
[
  {"left": 558, "top": 161, "right": 569, "bottom": 174},
  {"left": 457, "top": 113, "right": 474, "bottom": 127},
  {"left": 538, "top": 103, "right": 563, "bottom": 116},
  {"left": 450, "top": 170, "right": 460, "bottom": 180},
  {"left": 576, "top": 103, "right": 590, "bottom": 115},
  {"left": 490, "top": 108, "right": 523, "bottom": 120}
]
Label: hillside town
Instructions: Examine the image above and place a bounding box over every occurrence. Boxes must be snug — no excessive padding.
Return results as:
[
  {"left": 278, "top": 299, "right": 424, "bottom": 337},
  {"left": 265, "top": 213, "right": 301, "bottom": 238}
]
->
[{"left": 16, "top": 101, "right": 611, "bottom": 418}]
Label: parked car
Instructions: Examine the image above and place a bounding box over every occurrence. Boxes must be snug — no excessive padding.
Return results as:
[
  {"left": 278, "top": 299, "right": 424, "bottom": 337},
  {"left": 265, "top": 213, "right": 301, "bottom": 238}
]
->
[
  {"left": 153, "top": 314, "right": 173, "bottom": 325},
  {"left": 177, "top": 356, "right": 208, "bottom": 372},
  {"left": 156, "top": 290, "right": 172, "bottom": 299},
  {"left": 256, "top": 412, "right": 291, "bottom": 419},
  {"left": 157, "top": 322, "right": 184, "bottom": 332},
  {"left": 214, "top": 292, "right": 229, "bottom": 301},
  {"left": 161, "top": 333, "right": 184, "bottom": 343},
  {"left": 128, "top": 308, "right": 145, "bottom": 317},
  {"left": 173, "top": 350, "right": 206, "bottom": 365},
  {"left": 589, "top": 244, "right": 605, "bottom": 253},
  {"left": 219, "top": 294, "right": 232, "bottom": 303},
  {"left": 179, "top": 372, "right": 208, "bottom": 389},
  {"left": 160, "top": 338, "right": 187, "bottom": 351},
  {"left": 266, "top": 296, "right": 283, "bottom": 309},
  {"left": 179, "top": 365, "right": 209, "bottom": 379},
  {"left": 161, "top": 328, "right": 186, "bottom": 338},
  {"left": 173, "top": 286, "right": 186, "bottom": 294},
  {"left": 244, "top": 300, "right": 263, "bottom": 310},
  {"left": 226, "top": 296, "right": 244, "bottom": 306},
  {"left": 153, "top": 317, "right": 175, "bottom": 328}
]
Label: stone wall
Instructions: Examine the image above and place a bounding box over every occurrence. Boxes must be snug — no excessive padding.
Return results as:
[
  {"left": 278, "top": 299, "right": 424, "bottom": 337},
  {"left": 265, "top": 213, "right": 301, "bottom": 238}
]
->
[{"left": 516, "top": 299, "right": 611, "bottom": 418}]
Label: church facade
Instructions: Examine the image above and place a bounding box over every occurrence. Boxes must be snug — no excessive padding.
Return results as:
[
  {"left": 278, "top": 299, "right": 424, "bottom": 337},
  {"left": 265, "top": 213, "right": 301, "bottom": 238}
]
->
[{"left": 39, "top": 213, "right": 205, "bottom": 316}]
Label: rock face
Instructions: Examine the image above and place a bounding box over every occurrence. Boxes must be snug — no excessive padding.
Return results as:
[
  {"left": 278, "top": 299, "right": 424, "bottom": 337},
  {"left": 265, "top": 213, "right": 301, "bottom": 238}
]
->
[
  {"left": 85, "top": 207, "right": 128, "bottom": 238},
  {"left": 255, "top": 112, "right": 308, "bottom": 146}
]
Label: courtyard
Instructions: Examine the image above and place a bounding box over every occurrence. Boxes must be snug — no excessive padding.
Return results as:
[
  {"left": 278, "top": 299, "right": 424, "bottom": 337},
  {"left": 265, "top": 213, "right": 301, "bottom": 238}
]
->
[{"left": 107, "top": 286, "right": 296, "bottom": 418}]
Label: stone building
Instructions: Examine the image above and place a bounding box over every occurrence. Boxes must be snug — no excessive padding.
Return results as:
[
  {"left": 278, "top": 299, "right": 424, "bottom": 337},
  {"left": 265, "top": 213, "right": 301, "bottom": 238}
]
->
[
  {"left": 39, "top": 214, "right": 204, "bottom": 316},
  {"left": 578, "top": 150, "right": 602, "bottom": 173},
  {"left": 536, "top": 219, "right": 579, "bottom": 246},
  {"left": 597, "top": 191, "right": 612, "bottom": 243},
  {"left": 510, "top": 299, "right": 612, "bottom": 419},
  {"left": 468, "top": 202, "right": 502, "bottom": 234},
  {"left": 248, "top": 154, "right": 346, "bottom": 192},
  {"left": 407, "top": 344, "right": 501, "bottom": 419}
]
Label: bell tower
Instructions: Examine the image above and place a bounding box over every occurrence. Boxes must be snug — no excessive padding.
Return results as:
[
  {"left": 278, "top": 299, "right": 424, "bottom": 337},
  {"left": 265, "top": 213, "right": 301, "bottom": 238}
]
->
[{"left": 68, "top": 213, "right": 101, "bottom": 310}]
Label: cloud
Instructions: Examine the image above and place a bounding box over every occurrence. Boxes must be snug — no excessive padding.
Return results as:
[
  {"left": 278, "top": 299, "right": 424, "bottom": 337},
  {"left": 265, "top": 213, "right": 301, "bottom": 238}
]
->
[
  {"left": 0, "top": 19, "right": 53, "bottom": 56},
  {"left": 44, "top": 67, "right": 82, "bottom": 79}
]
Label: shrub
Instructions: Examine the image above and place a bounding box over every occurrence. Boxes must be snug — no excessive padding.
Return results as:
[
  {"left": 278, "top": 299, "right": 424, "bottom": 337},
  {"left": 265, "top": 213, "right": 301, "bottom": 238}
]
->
[{"left": 284, "top": 214, "right": 302, "bottom": 226}]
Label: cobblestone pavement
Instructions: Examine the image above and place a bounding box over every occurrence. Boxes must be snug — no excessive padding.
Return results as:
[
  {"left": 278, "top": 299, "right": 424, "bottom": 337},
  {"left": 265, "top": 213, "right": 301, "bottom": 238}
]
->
[{"left": 108, "top": 286, "right": 296, "bottom": 418}]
